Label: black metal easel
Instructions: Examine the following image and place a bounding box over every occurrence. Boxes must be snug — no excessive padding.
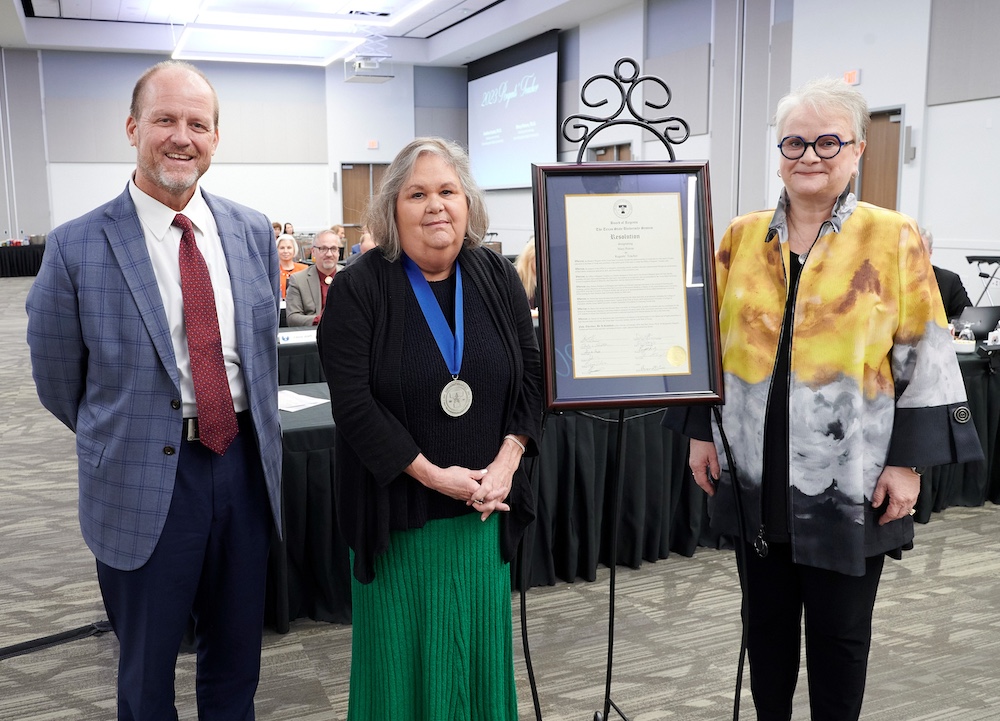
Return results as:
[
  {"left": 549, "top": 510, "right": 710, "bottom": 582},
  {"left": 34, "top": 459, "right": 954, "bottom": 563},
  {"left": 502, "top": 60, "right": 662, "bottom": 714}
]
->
[
  {"left": 594, "top": 407, "right": 631, "bottom": 721},
  {"left": 557, "top": 57, "right": 691, "bottom": 721}
]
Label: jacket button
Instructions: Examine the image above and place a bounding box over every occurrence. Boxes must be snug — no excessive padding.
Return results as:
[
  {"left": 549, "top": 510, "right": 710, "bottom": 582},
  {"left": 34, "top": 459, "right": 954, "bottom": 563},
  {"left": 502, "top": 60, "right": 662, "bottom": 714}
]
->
[
  {"left": 171, "top": 399, "right": 181, "bottom": 410},
  {"left": 953, "top": 406, "right": 971, "bottom": 424},
  {"left": 164, "top": 446, "right": 176, "bottom": 455}
]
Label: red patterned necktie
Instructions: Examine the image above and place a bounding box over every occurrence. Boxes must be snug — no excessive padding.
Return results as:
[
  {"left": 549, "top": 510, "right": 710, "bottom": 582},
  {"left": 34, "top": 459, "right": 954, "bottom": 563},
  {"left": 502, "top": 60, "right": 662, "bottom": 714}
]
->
[{"left": 174, "top": 213, "right": 238, "bottom": 455}]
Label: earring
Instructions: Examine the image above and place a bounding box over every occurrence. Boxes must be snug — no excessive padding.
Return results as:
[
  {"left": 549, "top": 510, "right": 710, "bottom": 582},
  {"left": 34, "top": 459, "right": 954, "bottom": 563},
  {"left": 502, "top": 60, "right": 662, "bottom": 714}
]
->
[{"left": 777, "top": 170, "right": 782, "bottom": 178}]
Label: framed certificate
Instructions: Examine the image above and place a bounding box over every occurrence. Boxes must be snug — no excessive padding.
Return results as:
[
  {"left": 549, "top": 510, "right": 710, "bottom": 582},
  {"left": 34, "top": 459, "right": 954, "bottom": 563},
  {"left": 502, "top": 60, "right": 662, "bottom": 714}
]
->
[{"left": 531, "top": 161, "right": 722, "bottom": 410}]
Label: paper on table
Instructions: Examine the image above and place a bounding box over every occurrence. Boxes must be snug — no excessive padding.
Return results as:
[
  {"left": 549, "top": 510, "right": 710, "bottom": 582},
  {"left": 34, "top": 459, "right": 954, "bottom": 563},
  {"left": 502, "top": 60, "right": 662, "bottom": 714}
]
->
[{"left": 278, "top": 390, "right": 330, "bottom": 412}]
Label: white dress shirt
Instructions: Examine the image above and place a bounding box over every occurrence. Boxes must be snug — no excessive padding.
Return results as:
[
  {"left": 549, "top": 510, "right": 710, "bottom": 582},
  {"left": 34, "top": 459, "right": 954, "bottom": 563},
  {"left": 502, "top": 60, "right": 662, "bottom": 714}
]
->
[{"left": 129, "top": 179, "right": 248, "bottom": 417}]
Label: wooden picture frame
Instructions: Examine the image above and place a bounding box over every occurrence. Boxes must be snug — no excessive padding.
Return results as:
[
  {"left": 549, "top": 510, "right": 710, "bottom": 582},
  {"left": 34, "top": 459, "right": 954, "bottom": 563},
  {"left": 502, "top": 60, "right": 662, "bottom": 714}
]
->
[{"left": 531, "top": 161, "right": 722, "bottom": 410}]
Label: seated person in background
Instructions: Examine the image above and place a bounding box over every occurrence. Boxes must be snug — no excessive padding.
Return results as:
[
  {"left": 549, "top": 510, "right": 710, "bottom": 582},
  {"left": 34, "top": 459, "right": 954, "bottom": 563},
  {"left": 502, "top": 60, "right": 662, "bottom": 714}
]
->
[
  {"left": 276, "top": 234, "right": 307, "bottom": 298},
  {"left": 921, "top": 227, "right": 971, "bottom": 320},
  {"left": 343, "top": 230, "right": 376, "bottom": 266},
  {"left": 286, "top": 228, "right": 339, "bottom": 326},
  {"left": 272, "top": 221, "right": 282, "bottom": 238},
  {"left": 350, "top": 224, "right": 369, "bottom": 256},
  {"left": 515, "top": 235, "right": 537, "bottom": 310},
  {"left": 331, "top": 224, "right": 347, "bottom": 249}
]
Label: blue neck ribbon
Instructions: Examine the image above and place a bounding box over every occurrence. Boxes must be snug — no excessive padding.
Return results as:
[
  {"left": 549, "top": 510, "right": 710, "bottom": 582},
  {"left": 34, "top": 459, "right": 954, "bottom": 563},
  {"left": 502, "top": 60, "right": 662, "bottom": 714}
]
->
[{"left": 401, "top": 254, "right": 464, "bottom": 377}]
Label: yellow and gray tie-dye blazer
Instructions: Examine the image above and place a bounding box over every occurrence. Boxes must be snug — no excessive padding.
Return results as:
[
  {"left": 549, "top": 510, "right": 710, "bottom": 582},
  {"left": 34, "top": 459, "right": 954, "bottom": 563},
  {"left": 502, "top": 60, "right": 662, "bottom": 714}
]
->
[{"left": 704, "top": 191, "right": 982, "bottom": 576}]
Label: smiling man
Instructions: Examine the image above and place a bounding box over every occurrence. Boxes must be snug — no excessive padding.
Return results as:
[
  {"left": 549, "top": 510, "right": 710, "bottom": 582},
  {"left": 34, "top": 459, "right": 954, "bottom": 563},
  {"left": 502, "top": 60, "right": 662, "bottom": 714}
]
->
[
  {"left": 26, "top": 60, "right": 282, "bottom": 720},
  {"left": 285, "top": 228, "right": 341, "bottom": 326}
]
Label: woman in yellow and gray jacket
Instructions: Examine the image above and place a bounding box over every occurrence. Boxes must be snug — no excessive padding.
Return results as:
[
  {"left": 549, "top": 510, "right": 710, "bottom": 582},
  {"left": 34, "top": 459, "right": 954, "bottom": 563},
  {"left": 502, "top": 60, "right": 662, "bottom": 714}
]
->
[{"left": 666, "top": 78, "right": 981, "bottom": 721}]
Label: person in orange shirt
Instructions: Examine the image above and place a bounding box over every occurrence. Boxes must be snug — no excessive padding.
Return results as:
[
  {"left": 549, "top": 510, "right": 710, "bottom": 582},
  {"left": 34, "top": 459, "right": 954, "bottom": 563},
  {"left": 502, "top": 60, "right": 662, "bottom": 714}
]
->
[{"left": 276, "top": 234, "right": 307, "bottom": 298}]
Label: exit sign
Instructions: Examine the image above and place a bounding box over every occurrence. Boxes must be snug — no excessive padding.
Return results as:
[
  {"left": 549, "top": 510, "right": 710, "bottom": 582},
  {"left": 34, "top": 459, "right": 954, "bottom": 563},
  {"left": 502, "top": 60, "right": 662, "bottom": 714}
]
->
[{"left": 843, "top": 69, "right": 861, "bottom": 85}]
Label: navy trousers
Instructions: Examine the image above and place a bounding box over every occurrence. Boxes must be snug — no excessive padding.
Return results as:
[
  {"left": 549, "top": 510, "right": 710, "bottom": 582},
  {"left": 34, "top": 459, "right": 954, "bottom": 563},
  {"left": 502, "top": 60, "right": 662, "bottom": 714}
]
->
[
  {"left": 740, "top": 542, "right": 884, "bottom": 721},
  {"left": 97, "top": 418, "right": 272, "bottom": 721}
]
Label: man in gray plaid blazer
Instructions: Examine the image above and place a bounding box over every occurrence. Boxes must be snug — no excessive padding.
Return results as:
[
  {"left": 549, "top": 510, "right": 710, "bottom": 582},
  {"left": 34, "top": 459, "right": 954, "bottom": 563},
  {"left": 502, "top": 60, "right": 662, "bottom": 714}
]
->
[{"left": 26, "top": 60, "right": 281, "bottom": 720}]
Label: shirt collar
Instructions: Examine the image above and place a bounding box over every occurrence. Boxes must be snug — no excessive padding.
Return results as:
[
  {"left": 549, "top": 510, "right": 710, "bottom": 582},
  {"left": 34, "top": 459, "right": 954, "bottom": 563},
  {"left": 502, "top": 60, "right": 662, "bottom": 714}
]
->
[
  {"left": 129, "top": 177, "right": 213, "bottom": 240},
  {"left": 767, "top": 184, "right": 857, "bottom": 243}
]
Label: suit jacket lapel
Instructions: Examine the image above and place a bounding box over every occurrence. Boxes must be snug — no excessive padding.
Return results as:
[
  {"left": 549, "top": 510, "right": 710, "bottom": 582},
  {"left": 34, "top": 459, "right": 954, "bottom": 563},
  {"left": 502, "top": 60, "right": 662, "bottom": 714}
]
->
[
  {"left": 103, "top": 186, "right": 180, "bottom": 389},
  {"left": 309, "top": 266, "right": 322, "bottom": 312},
  {"left": 204, "top": 190, "right": 256, "bottom": 368}
]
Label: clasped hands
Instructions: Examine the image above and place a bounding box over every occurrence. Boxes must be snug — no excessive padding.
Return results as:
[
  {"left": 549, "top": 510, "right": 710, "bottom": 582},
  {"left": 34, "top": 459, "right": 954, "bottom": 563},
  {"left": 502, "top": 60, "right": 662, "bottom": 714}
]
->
[{"left": 410, "top": 441, "right": 521, "bottom": 521}]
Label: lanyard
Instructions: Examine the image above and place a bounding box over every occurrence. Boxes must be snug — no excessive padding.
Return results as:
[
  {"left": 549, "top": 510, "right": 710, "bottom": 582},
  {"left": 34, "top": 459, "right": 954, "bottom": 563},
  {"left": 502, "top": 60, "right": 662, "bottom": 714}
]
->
[{"left": 401, "top": 254, "right": 464, "bottom": 378}]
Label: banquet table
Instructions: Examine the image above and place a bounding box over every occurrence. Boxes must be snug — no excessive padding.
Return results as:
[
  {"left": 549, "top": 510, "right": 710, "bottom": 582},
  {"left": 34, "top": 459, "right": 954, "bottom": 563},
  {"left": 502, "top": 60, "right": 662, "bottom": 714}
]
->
[
  {"left": 915, "top": 353, "right": 1000, "bottom": 521},
  {"left": 277, "top": 329, "right": 325, "bottom": 385},
  {"left": 0, "top": 244, "right": 45, "bottom": 277},
  {"left": 265, "top": 383, "right": 348, "bottom": 633}
]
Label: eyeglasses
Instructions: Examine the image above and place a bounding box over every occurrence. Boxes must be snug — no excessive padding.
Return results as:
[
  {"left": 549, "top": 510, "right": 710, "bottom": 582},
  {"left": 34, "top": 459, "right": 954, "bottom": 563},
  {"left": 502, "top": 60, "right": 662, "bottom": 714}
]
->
[
  {"left": 313, "top": 246, "right": 340, "bottom": 255},
  {"left": 778, "top": 134, "right": 855, "bottom": 160}
]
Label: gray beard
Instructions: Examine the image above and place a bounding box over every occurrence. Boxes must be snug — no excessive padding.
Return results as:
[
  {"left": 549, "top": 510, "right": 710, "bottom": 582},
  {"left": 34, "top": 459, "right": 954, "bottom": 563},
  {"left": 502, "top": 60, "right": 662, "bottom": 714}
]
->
[{"left": 140, "top": 158, "right": 202, "bottom": 196}]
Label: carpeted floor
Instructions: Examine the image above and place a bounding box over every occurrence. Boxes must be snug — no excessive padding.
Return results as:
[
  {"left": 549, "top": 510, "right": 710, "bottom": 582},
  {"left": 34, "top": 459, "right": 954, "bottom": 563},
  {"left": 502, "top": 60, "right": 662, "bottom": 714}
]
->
[{"left": 1, "top": 274, "right": 998, "bottom": 720}]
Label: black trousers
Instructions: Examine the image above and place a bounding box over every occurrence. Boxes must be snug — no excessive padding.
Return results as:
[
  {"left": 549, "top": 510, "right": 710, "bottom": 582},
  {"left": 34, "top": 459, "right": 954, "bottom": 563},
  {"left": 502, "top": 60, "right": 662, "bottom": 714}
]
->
[{"left": 739, "top": 542, "right": 884, "bottom": 721}]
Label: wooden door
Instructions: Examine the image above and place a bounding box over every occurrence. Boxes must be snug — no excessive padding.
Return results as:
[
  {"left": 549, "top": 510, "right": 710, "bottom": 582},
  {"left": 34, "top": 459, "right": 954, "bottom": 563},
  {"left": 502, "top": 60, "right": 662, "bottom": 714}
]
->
[
  {"left": 857, "top": 110, "right": 901, "bottom": 210},
  {"left": 341, "top": 163, "right": 389, "bottom": 253}
]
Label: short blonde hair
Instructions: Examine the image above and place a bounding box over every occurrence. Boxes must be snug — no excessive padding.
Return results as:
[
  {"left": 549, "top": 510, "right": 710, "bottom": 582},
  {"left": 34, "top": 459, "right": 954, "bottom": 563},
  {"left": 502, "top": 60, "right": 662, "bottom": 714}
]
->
[
  {"left": 364, "top": 137, "right": 488, "bottom": 262},
  {"left": 774, "top": 77, "right": 870, "bottom": 144}
]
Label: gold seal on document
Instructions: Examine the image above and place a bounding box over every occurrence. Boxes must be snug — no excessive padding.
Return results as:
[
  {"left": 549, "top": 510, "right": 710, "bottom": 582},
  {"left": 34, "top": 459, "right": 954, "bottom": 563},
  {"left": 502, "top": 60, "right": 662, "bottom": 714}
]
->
[{"left": 666, "top": 346, "right": 687, "bottom": 367}]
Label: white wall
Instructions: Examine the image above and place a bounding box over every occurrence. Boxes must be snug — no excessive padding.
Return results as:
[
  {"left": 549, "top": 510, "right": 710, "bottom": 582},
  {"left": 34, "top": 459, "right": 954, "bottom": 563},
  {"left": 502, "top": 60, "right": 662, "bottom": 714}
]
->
[
  {"left": 324, "top": 63, "right": 416, "bottom": 226},
  {"left": 780, "top": 0, "right": 932, "bottom": 220},
  {"left": 48, "top": 163, "right": 331, "bottom": 230},
  {"left": 921, "top": 96, "right": 1000, "bottom": 301},
  {"left": 576, "top": 1, "right": 647, "bottom": 156},
  {"left": 484, "top": 189, "right": 535, "bottom": 254}
]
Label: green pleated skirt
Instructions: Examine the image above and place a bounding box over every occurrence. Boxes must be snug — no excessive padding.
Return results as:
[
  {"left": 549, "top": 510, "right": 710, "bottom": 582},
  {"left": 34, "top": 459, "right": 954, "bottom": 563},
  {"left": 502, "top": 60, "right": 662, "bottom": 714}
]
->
[{"left": 348, "top": 512, "right": 517, "bottom": 721}]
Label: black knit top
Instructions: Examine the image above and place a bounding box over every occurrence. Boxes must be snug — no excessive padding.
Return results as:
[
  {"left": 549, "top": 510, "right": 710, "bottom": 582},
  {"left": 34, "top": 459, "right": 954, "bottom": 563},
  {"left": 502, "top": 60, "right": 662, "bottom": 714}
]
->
[
  {"left": 392, "top": 273, "right": 511, "bottom": 528},
  {"left": 318, "top": 246, "right": 542, "bottom": 583}
]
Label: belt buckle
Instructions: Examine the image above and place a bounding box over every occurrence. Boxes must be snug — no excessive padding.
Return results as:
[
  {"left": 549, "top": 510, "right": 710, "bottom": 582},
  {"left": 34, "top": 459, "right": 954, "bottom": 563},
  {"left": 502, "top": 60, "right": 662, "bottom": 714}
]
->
[{"left": 185, "top": 417, "right": 199, "bottom": 442}]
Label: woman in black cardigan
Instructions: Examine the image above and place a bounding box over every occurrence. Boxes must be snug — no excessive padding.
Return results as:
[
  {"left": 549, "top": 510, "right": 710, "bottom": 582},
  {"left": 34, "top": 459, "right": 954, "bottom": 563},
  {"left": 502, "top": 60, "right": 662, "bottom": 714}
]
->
[{"left": 318, "top": 137, "right": 542, "bottom": 720}]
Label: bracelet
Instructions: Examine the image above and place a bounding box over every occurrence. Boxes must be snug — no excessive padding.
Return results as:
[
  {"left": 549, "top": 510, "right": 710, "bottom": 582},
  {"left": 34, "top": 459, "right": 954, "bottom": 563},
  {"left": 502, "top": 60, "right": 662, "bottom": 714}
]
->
[{"left": 503, "top": 434, "right": 526, "bottom": 454}]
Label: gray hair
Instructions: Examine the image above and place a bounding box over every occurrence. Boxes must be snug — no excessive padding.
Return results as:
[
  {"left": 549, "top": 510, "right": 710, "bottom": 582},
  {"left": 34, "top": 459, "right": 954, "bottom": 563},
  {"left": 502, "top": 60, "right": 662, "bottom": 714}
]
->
[
  {"left": 275, "top": 233, "right": 299, "bottom": 255},
  {"left": 314, "top": 228, "right": 340, "bottom": 247},
  {"left": 364, "top": 137, "right": 488, "bottom": 262},
  {"left": 131, "top": 60, "right": 219, "bottom": 129},
  {"left": 774, "top": 77, "right": 870, "bottom": 145}
]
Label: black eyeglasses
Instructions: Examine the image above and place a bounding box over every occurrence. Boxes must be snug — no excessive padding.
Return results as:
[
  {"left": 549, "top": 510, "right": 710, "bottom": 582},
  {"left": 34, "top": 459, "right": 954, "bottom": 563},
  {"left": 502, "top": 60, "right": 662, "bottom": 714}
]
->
[{"left": 778, "top": 134, "right": 856, "bottom": 160}]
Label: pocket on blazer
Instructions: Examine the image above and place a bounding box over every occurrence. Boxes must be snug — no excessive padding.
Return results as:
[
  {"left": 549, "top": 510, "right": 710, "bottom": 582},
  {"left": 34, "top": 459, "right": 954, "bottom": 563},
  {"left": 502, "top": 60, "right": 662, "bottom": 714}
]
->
[{"left": 77, "top": 434, "right": 106, "bottom": 468}]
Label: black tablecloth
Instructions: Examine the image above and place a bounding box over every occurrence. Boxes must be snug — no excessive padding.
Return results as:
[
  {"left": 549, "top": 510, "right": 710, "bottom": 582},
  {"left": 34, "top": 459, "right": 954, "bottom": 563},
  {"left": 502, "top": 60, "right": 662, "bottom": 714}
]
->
[
  {"left": 915, "top": 354, "right": 1000, "bottom": 521},
  {"left": 277, "top": 333, "right": 325, "bottom": 385},
  {"left": 521, "top": 408, "right": 697, "bottom": 589},
  {"left": 0, "top": 244, "right": 45, "bottom": 277},
  {"left": 265, "top": 384, "right": 349, "bottom": 633}
]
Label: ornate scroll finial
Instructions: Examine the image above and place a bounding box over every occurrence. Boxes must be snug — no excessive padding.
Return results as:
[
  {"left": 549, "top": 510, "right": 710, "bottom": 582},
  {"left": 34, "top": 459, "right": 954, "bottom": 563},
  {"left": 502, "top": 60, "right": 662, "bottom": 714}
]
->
[{"left": 561, "top": 57, "right": 691, "bottom": 163}]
